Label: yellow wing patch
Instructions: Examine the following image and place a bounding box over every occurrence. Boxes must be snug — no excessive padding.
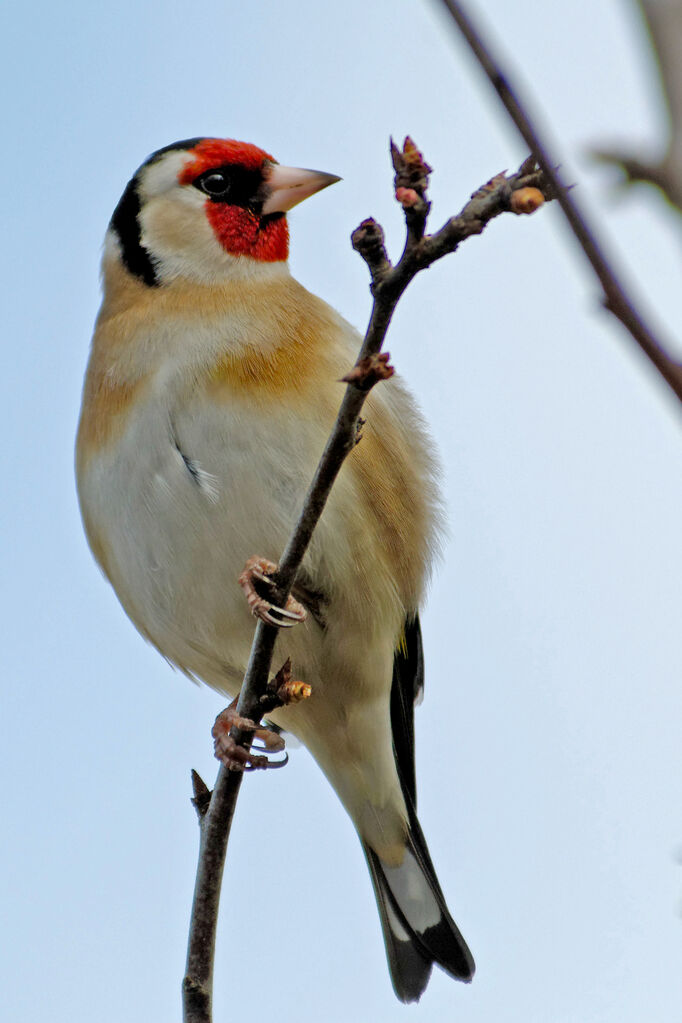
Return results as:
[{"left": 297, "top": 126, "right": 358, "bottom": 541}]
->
[{"left": 396, "top": 626, "right": 408, "bottom": 658}]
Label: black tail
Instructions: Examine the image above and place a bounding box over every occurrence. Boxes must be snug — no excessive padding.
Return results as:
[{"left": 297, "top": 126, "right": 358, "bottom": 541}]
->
[
  {"left": 365, "top": 614, "right": 474, "bottom": 1002},
  {"left": 362, "top": 801, "right": 474, "bottom": 1002}
]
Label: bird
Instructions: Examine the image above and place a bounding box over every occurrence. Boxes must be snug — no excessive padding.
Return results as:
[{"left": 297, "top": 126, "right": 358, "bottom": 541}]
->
[{"left": 76, "top": 136, "right": 475, "bottom": 1002}]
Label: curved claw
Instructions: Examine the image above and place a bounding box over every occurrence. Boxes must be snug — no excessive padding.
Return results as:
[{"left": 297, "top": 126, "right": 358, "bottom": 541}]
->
[
  {"left": 239, "top": 556, "right": 307, "bottom": 629},
  {"left": 250, "top": 730, "right": 286, "bottom": 753},
  {"left": 244, "top": 751, "right": 289, "bottom": 771},
  {"left": 258, "top": 604, "right": 304, "bottom": 628},
  {"left": 213, "top": 731, "right": 289, "bottom": 772},
  {"left": 212, "top": 700, "right": 289, "bottom": 772}
]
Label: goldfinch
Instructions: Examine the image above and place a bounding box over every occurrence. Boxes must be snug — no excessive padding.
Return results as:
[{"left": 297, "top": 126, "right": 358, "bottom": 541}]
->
[{"left": 76, "top": 136, "right": 475, "bottom": 1002}]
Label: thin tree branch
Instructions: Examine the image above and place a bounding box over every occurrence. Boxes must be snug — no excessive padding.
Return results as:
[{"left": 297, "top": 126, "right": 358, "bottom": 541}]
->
[
  {"left": 182, "top": 142, "right": 553, "bottom": 1023},
  {"left": 591, "top": 0, "right": 682, "bottom": 214},
  {"left": 591, "top": 150, "right": 682, "bottom": 215},
  {"left": 437, "top": 0, "right": 682, "bottom": 403}
]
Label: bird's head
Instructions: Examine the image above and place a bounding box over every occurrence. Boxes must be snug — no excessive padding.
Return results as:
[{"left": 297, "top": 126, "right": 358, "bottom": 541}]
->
[{"left": 106, "top": 137, "right": 340, "bottom": 286}]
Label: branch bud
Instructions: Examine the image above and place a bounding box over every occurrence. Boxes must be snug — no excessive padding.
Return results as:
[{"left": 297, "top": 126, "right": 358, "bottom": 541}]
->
[{"left": 510, "top": 186, "right": 545, "bottom": 215}]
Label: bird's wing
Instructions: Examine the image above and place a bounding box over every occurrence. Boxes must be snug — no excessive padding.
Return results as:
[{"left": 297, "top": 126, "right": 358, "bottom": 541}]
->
[
  {"left": 367, "top": 626, "right": 477, "bottom": 1002},
  {"left": 390, "top": 614, "right": 425, "bottom": 808}
]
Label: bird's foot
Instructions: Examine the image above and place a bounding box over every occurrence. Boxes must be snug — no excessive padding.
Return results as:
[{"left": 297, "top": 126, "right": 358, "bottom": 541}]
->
[
  {"left": 212, "top": 699, "right": 287, "bottom": 772},
  {"left": 239, "top": 556, "right": 307, "bottom": 628}
]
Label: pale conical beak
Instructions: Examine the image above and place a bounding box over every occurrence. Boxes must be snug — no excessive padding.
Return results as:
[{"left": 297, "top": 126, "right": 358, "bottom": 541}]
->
[{"left": 261, "top": 163, "right": 341, "bottom": 215}]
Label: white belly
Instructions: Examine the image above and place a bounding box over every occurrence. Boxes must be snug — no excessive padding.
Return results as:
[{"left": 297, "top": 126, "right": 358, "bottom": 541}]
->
[
  {"left": 78, "top": 377, "right": 410, "bottom": 831},
  {"left": 79, "top": 373, "right": 405, "bottom": 690}
]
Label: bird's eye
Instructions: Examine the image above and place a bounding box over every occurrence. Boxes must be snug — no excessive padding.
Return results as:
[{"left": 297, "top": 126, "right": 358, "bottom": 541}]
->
[{"left": 196, "top": 171, "right": 230, "bottom": 197}]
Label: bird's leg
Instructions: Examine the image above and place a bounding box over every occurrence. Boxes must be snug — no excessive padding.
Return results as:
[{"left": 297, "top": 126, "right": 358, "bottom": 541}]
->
[
  {"left": 212, "top": 697, "right": 286, "bottom": 772},
  {"left": 212, "top": 659, "right": 312, "bottom": 772},
  {"left": 239, "top": 556, "right": 307, "bottom": 628}
]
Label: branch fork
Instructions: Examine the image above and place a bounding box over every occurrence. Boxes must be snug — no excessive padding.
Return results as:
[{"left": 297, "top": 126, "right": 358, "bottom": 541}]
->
[{"left": 353, "top": 138, "right": 552, "bottom": 317}]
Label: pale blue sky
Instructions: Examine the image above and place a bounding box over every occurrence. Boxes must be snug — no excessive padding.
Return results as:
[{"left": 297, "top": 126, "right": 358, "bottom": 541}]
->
[{"left": 2, "top": 1, "right": 681, "bottom": 1021}]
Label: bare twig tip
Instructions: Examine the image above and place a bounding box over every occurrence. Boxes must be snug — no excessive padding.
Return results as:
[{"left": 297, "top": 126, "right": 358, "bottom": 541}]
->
[
  {"left": 273, "top": 656, "right": 292, "bottom": 683},
  {"left": 401, "top": 136, "right": 432, "bottom": 175},
  {"left": 190, "top": 769, "right": 212, "bottom": 819},
  {"left": 519, "top": 155, "right": 538, "bottom": 176},
  {"left": 352, "top": 217, "right": 384, "bottom": 244},
  {"left": 351, "top": 218, "right": 388, "bottom": 257},
  {"left": 191, "top": 769, "right": 210, "bottom": 796},
  {"left": 390, "top": 136, "right": 432, "bottom": 199},
  {"left": 390, "top": 137, "right": 401, "bottom": 171},
  {"left": 351, "top": 218, "right": 392, "bottom": 286}
]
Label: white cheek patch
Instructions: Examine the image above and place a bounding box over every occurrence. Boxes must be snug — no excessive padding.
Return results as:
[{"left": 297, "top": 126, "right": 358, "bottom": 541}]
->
[
  {"left": 138, "top": 192, "right": 227, "bottom": 283},
  {"left": 137, "top": 150, "right": 194, "bottom": 200},
  {"left": 135, "top": 148, "right": 236, "bottom": 283}
]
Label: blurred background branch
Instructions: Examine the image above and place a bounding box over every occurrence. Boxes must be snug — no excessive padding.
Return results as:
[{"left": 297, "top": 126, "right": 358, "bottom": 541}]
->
[
  {"left": 591, "top": 0, "right": 682, "bottom": 215},
  {"left": 437, "top": 0, "right": 682, "bottom": 403}
]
